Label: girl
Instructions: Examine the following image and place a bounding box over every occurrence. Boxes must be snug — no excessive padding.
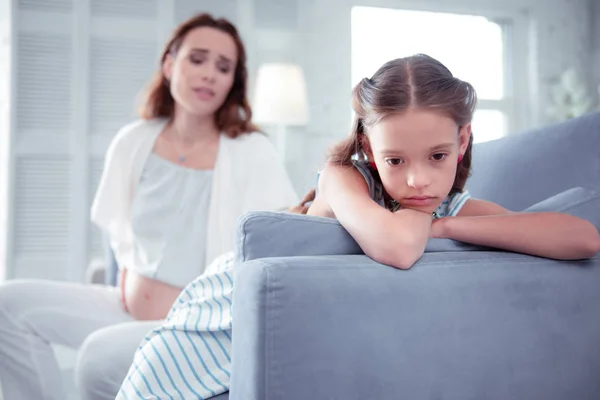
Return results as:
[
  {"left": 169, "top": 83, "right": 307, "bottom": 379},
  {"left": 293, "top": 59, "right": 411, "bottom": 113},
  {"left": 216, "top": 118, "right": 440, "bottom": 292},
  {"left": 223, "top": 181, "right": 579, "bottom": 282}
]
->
[
  {"left": 307, "top": 53, "right": 600, "bottom": 269},
  {"left": 0, "top": 13, "right": 298, "bottom": 400}
]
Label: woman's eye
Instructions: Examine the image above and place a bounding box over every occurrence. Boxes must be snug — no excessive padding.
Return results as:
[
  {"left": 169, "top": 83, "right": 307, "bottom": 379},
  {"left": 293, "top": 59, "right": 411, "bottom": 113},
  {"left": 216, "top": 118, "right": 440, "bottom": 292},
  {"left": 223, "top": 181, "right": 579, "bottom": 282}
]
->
[
  {"left": 431, "top": 153, "right": 448, "bottom": 161},
  {"left": 385, "top": 158, "right": 403, "bottom": 166},
  {"left": 217, "top": 64, "right": 231, "bottom": 74},
  {"left": 190, "top": 55, "right": 205, "bottom": 64}
]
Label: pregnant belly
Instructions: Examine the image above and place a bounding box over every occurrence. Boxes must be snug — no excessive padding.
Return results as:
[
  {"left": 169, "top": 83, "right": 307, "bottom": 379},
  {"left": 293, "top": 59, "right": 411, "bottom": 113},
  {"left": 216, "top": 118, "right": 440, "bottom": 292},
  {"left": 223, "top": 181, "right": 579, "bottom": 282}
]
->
[{"left": 122, "top": 268, "right": 183, "bottom": 321}]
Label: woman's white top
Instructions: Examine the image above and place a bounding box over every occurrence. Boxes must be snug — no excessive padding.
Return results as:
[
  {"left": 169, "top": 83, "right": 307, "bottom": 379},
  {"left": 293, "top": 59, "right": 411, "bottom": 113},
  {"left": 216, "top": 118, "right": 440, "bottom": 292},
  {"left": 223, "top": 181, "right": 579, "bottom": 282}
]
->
[
  {"left": 91, "top": 118, "right": 298, "bottom": 284},
  {"left": 130, "top": 153, "right": 213, "bottom": 287}
]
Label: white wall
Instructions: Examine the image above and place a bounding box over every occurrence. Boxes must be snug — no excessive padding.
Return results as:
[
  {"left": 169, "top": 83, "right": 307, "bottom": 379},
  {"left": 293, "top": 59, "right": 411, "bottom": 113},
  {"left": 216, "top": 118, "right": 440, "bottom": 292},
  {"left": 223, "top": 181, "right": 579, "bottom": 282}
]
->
[{"left": 0, "top": 0, "right": 12, "bottom": 281}]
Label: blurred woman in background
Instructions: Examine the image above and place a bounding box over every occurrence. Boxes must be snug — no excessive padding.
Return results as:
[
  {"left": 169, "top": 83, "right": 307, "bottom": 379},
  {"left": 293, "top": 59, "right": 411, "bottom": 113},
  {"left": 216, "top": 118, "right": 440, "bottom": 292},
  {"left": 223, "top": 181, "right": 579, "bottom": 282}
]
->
[{"left": 0, "top": 13, "right": 298, "bottom": 400}]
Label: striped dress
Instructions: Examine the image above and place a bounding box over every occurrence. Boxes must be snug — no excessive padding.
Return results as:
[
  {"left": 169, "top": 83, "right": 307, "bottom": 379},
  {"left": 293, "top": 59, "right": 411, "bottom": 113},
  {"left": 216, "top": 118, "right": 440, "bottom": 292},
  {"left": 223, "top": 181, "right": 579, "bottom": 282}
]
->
[
  {"left": 117, "top": 252, "right": 235, "bottom": 399},
  {"left": 117, "top": 163, "right": 471, "bottom": 399}
]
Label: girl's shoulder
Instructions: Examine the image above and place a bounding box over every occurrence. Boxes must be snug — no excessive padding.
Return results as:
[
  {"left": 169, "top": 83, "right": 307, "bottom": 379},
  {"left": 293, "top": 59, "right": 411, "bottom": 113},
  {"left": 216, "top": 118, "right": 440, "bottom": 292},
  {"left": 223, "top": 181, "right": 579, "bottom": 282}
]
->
[{"left": 350, "top": 160, "right": 385, "bottom": 207}]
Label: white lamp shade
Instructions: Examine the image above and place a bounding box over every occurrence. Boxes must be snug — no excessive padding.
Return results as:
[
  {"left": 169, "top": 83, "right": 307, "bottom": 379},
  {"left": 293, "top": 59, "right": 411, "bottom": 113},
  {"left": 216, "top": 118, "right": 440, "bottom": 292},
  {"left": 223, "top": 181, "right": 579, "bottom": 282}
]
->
[{"left": 252, "top": 63, "right": 309, "bottom": 126}]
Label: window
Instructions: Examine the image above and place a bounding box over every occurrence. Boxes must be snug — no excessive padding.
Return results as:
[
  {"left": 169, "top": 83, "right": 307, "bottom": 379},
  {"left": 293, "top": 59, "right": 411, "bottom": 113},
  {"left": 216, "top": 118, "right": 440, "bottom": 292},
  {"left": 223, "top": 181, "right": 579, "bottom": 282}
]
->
[{"left": 351, "top": 6, "right": 513, "bottom": 143}]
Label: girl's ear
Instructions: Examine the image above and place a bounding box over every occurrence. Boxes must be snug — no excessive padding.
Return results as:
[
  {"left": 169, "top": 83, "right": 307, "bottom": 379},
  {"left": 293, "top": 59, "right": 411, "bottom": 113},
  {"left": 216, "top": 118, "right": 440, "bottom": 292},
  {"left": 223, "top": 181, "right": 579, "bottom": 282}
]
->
[{"left": 458, "top": 123, "right": 471, "bottom": 155}]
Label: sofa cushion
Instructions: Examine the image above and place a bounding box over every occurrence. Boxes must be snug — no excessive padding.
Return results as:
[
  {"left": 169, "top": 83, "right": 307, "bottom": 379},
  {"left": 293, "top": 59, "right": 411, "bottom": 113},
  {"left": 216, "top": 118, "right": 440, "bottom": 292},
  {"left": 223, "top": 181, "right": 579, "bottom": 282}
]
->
[{"left": 523, "top": 186, "right": 600, "bottom": 228}]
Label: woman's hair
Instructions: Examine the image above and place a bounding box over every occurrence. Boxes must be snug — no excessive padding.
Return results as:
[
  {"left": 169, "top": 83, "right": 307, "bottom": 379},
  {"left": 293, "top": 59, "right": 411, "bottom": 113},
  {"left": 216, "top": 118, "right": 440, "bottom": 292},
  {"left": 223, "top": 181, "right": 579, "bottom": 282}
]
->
[
  {"left": 139, "top": 13, "right": 259, "bottom": 138},
  {"left": 330, "top": 54, "right": 477, "bottom": 194}
]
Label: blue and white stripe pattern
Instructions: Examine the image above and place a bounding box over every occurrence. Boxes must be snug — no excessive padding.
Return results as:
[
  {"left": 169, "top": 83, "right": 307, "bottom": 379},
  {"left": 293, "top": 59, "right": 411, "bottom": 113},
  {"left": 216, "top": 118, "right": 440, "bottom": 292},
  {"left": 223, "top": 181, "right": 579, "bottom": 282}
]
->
[
  {"left": 117, "top": 251, "right": 236, "bottom": 399},
  {"left": 435, "top": 190, "right": 471, "bottom": 217}
]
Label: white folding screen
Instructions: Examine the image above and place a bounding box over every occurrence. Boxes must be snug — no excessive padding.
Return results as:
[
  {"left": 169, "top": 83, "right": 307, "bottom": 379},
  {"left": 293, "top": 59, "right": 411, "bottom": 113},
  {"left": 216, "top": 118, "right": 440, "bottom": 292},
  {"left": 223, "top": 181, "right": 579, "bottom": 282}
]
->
[
  {"left": 87, "top": 0, "right": 161, "bottom": 271},
  {"left": 10, "top": 0, "right": 75, "bottom": 281},
  {"left": 6, "top": 0, "right": 248, "bottom": 281},
  {"left": 0, "top": 0, "right": 11, "bottom": 282}
]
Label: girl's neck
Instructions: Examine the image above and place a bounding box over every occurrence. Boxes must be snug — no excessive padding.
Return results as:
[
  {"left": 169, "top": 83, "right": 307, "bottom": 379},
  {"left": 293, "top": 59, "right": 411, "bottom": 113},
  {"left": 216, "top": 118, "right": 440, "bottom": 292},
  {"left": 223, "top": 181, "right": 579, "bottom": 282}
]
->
[{"left": 171, "top": 105, "right": 220, "bottom": 145}]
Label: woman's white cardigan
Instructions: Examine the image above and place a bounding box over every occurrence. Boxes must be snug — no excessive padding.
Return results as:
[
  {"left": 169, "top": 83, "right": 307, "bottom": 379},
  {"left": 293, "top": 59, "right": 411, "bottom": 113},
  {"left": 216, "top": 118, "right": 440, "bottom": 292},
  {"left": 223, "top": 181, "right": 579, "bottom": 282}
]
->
[{"left": 91, "top": 118, "right": 298, "bottom": 273}]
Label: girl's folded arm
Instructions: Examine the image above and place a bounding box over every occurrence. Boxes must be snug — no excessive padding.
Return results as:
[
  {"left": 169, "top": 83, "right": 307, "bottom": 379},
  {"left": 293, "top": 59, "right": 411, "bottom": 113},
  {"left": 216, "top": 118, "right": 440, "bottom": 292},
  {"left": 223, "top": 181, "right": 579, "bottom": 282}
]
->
[
  {"left": 434, "top": 198, "right": 600, "bottom": 259},
  {"left": 317, "top": 163, "right": 433, "bottom": 269}
]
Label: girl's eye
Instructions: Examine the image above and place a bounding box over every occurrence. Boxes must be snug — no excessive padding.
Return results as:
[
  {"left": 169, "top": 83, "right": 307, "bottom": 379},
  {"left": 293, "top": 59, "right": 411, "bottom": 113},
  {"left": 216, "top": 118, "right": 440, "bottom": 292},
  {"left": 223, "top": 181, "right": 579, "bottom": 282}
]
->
[
  {"left": 431, "top": 153, "right": 448, "bottom": 161},
  {"left": 385, "top": 158, "right": 404, "bottom": 166}
]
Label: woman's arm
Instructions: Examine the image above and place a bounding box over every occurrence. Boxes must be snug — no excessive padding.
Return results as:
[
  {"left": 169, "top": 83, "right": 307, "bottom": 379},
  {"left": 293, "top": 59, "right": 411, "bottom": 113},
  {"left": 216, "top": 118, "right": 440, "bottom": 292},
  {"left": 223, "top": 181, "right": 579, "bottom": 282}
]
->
[
  {"left": 431, "top": 199, "right": 600, "bottom": 260},
  {"left": 310, "top": 163, "right": 433, "bottom": 269}
]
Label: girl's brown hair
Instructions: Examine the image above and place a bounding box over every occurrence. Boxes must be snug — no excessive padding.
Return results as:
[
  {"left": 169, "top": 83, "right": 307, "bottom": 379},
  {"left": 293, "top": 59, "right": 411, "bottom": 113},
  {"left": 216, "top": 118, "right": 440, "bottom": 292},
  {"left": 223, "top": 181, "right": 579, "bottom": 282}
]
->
[
  {"left": 139, "top": 13, "right": 259, "bottom": 138},
  {"left": 330, "top": 54, "right": 477, "bottom": 194}
]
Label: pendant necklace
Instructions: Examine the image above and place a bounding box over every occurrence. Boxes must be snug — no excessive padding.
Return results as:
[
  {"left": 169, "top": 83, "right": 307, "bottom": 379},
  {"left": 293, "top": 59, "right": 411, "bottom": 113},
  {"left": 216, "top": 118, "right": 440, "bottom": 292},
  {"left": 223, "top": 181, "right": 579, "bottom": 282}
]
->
[{"left": 171, "top": 127, "right": 189, "bottom": 163}]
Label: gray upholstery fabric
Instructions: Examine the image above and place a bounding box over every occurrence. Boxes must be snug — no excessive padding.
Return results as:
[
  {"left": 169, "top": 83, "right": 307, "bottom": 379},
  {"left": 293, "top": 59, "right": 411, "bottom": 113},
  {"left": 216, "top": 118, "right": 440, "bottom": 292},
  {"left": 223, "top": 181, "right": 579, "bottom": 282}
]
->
[
  {"left": 468, "top": 111, "right": 600, "bottom": 210},
  {"left": 231, "top": 253, "right": 600, "bottom": 400}
]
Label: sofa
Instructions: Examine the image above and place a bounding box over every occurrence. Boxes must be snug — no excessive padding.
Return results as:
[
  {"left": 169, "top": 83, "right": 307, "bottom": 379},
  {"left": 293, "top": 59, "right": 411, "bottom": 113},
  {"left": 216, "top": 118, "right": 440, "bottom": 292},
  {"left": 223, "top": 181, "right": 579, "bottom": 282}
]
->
[{"left": 226, "top": 112, "right": 600, "bottom": 400}]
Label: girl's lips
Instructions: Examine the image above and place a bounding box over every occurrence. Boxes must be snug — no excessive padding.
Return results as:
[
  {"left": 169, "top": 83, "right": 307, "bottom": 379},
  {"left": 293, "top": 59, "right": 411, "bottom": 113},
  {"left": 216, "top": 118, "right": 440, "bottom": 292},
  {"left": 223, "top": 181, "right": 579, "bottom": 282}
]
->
[{"left": 402, "top": 197, "right": 435, "bottom": 206}]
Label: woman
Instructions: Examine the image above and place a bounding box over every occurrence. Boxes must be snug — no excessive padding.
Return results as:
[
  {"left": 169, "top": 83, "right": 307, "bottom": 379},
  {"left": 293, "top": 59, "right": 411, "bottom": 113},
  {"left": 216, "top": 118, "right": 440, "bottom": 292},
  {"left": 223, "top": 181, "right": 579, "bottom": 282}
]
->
[{"left": 0, "top": 13, "right": 298, "bottom": 400}]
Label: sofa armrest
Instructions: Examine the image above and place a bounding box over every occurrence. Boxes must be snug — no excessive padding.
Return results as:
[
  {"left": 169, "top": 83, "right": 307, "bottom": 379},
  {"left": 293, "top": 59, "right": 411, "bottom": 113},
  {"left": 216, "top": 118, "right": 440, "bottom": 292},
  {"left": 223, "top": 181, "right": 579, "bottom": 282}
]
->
[
  {"left": 230, "top": 252, "right": 600, "bottom": 400},
  {"left": 235, "top": 211, "right": 487, "bottom": 263}
]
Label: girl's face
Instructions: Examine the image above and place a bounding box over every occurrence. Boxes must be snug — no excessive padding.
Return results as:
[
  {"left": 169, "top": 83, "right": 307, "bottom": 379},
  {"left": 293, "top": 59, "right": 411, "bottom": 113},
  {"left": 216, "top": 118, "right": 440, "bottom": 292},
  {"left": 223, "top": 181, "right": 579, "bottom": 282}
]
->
[
  {"left": 163, "top": 27, "right": 238, "bottom": 118},
  {"left": 367, "top": 109, "right": 471, "bottom": 214}
]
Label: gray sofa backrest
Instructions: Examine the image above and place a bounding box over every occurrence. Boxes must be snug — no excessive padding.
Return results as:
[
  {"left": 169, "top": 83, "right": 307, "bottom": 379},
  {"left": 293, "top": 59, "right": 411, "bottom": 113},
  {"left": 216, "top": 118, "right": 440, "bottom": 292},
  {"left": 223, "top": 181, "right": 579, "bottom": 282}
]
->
[{"left": 468, "top": 112, "right": 600, "bottom": 210}]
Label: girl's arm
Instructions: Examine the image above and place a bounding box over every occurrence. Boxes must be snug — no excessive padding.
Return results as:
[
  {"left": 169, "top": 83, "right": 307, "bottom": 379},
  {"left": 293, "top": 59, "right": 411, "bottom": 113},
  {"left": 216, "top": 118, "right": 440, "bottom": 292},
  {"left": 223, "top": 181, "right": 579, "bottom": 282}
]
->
[
  {"left": 309, "top": 163, "right": 433, "bottom": 269},
  {"left": 431, "top": 199, "right": 600, "bottom": 260}
]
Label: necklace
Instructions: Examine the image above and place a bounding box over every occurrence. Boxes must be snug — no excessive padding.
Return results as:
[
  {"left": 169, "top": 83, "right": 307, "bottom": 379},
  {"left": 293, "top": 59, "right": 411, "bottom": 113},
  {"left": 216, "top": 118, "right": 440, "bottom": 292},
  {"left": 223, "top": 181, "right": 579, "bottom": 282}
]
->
[{"left": 170, "top": 127, "right": 190, "bottom": 163}]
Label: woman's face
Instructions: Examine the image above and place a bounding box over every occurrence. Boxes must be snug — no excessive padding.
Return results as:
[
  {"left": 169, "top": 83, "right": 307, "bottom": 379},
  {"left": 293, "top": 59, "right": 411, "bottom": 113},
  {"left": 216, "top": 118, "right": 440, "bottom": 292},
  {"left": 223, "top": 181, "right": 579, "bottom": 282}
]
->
[{"left": 163, "top": 27, "right": 238, "bottom": 118}]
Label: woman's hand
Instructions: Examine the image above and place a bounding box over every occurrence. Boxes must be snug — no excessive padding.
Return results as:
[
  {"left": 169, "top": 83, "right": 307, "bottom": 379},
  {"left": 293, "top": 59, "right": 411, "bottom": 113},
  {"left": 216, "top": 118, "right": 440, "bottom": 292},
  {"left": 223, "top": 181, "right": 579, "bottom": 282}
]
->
[
  {"left": 287, "top": 189, "right": 316, "bottom": 215},
  {"left": 118, "top": 268, "right": 128, "bottom": 312}
]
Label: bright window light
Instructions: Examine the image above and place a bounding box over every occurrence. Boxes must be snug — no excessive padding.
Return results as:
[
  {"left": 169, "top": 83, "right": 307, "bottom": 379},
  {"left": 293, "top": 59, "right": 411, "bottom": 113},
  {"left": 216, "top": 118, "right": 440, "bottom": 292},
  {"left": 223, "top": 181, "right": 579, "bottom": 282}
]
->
[{"left": 351, "top": 6, "right": 510, "bottom": 143}]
